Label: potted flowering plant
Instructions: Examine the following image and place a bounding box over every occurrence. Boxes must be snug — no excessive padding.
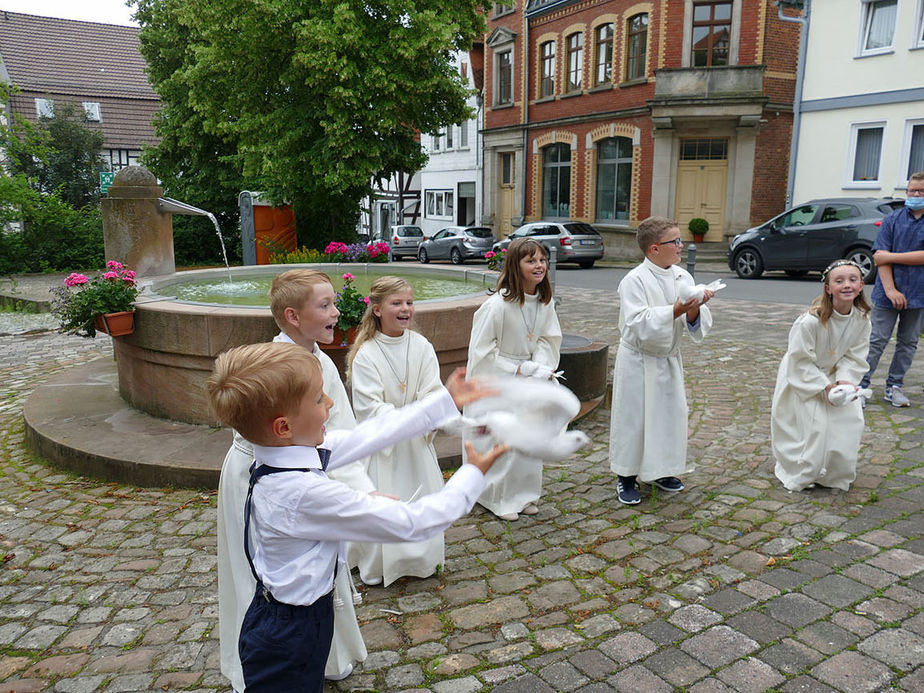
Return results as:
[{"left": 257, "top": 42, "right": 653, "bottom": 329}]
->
[
  {"left": 51, "top": 260, "right": 140, "bottom": 337},
  {"left": 332, "top": 273, "right": 368, "bottom": 346},
  {"left": 485, "top": 248, "right": 506, "bottom": 272}
]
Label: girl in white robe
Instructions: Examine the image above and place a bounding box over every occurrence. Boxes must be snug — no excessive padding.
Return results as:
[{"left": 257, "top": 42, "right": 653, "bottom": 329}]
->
[
  {"left": 772, "top": 260, "right": 871, "bottom": 492},
  {"left": 348, "top": 276, "right": 446, "bottom": 586},
  {"left": 465, "top": 238, "right": 562, "bottom": 521},
  {"left": 216, "top": 271, "right": 368, "bottom": 690}
]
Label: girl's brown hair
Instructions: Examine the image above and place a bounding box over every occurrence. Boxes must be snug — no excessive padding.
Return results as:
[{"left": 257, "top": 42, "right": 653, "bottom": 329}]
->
[
  {"left": 809, "top": 260, "right": 871, "bottom": 325},
  {"left": 346, "top": 276, "right": 414, "bottom": 380},
  {"left": 493, "top": 238, "right": 553, "bottom": 305}
]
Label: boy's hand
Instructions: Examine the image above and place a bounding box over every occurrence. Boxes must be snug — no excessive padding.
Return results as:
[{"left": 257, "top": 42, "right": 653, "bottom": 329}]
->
[
  {"left": 673, "top": 296, "right": 699, "bottom": 318},
  {"left": 464, "top": 441, "right": 510, "bottom": 475},
  {"left": 369, "top": 491, "right": 400, "bottom": 501},
  {"left": 885, "top": 287, "right": 907, "bottom": 310},
  {"left": 446, "top": 368, "right": 498, "bottom": 409},
  {"left": 700, "top": 288, "right": 715, "bottom": 304},
  {"left": 873, "top": 250, "right": 893, "bottom": 267}
]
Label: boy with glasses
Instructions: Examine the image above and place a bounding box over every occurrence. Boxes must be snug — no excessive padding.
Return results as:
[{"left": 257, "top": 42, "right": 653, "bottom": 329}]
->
[
  {"left": 859, "top": 171, "right": 924, "bottom": 407},
  {"left": 608, "top": 216, "right": 715, "bottom": 504}
]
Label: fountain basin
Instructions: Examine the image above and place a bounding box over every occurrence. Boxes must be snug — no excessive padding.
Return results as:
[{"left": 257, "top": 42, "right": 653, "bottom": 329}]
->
[{"left": 116, "top": 263, "right": 493, "bottom": 425}]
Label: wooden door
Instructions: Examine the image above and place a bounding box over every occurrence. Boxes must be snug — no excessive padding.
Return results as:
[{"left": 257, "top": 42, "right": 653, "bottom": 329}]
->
[{"left": 675, "top": 161, "right": 727, "bottom": 240}]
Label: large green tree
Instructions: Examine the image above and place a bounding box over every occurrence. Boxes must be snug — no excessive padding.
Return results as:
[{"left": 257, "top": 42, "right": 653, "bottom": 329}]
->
[{"left": 136, "top": 0, "right": 484, "bottom": 248}]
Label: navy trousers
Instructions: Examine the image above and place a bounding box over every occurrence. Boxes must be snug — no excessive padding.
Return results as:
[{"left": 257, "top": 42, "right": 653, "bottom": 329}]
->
[{"left": 239, "top": 587, "right": 334, "bottom": 693}]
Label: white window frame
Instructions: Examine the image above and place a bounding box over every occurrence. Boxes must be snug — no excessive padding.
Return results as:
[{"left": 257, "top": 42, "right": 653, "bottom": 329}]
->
[
  {"left": 35, "top": 98, "right": 54, "bottom": 118},
  {"left": 459, "top": 120, "right": 469, "bottom": 149},
  {"left": 446, "top": 124, "right": 454, "bottom": 149},
  {"left": 914, "top": 0, "right": 924, "bottom": 49},
  {"left": 432, "top": 133, "right": 441, "bottom": 152},
  {"left": 82, "top": 102, "right": 102, "bottom": 122},
  {"left": 897, "top": 118, "right": 924, "bottom": 188},
  {"left": 856, "top": 0, "right": 897, "bottom": 57},
  {"left": 845, "top": 120, "right": 887, "bottom": 189},
  {"left": 425, "top": 190, "right": 454, "bottom": 220}
]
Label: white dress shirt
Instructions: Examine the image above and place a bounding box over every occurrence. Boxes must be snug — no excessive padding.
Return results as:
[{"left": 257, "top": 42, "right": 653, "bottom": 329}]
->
[{"left": 248, "top": 389, "right": 485, "bottom": 606}]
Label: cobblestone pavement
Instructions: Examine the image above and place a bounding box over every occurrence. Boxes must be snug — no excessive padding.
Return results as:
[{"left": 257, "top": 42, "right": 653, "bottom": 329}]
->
[{"left": 1, "top": 287, "right": 923, "bottom": 692}]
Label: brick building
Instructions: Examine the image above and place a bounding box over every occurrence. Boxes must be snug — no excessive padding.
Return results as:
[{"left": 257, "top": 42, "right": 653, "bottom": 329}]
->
[
  {"left": 481, "top": 0, "right": 802, "bottom": 249},
  {"left": 0, "top": 11, "right": 159, "bottom": 172}
]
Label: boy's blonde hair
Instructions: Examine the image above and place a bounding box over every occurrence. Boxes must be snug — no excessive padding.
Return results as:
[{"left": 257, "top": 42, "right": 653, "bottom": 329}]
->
[
  {"left": 206, "top": 342, "right": 322, "bottom": 445},
  {"left": 269, "top": 270, "right": 333, "bottom": 329},
  {"left": 637, "top": 216, "right": 679, "bottom": 253},
  {"left": 346, "top": 276, "right": 413, "bottom": 380}
]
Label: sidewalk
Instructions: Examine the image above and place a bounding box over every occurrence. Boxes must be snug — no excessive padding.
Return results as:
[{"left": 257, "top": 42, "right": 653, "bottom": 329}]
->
[{"left": 0, "top": 285, "right": 922, "bottom": 692}]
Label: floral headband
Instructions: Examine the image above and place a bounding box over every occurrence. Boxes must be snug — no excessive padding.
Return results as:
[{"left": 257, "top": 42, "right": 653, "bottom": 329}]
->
[{"left": 821, "top": 259, "right": 863, "bottom": 282}]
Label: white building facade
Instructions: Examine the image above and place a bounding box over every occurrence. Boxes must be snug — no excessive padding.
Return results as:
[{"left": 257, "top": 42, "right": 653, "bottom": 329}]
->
[
  {"left": 792, "top": 0, "right": 924, "bottom": 203},
  {"left": 418, "top": 52, "right": 483, "bottom": 237}
]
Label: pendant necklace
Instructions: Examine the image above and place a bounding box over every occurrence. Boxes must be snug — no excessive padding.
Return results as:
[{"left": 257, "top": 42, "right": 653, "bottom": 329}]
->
[
  {"left": 520, "top": 300, "right": 538, "bottom": 341},
  {"left": 375, "top": 334, "right": 410, "bottom": 398}
]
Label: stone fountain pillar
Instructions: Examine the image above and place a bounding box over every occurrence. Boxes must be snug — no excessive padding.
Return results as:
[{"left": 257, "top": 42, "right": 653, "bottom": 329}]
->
[{"left": 101, "top": 166, "right": 175, "bottom": 277}]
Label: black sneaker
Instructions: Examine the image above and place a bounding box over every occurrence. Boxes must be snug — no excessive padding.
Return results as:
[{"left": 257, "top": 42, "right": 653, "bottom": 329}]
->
[
  {"left": 652, "top": 476, "right": 684, "bottom": 492},
  {"left": 617, "top": 476, "right": 641, "bottom": 505}
]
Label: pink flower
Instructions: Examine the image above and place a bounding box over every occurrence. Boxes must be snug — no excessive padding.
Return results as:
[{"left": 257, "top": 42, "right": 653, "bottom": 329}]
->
[
  {"left": 485, "top": 251, "right": 496, "bottom": 259},
  {"left": 64, "top": 273, "right": 88, "bottom": 286},
  {"left": 103, "top": 271, "right": 119, "bottom": 280},
  {"left": 342, "top": 273, "right": 354, "bottom": 281},
  {"left": 106, "top": 260, "right": 123, "bottom": 271},
  {"left": 363, "top": 296, "right": 370, "bottom": 304},
  {"left": 123, "top": 270, "right": 136, "bottom": 279}
]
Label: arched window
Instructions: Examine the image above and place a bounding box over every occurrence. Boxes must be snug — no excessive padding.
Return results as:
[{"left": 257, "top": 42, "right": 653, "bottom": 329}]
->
[
  {"left": 595, "top": 24, "right": 613, "bottom": 85},
  {"left": 542, "top": 143, "right": 571, "bottom": 218},
  {"left": 567, "top": 33, "right": 583, "bottom": 92},
  {"left": 595, "top": 137, "right": 633, "bottom": 221},
  {"left": 626, "top": 14, "right": 649, "bottom": 81},
  {"left": 540, "top": 41, "right": 555, "bottom": 98}
]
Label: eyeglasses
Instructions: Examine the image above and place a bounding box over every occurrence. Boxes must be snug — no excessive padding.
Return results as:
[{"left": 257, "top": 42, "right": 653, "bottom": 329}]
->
[
  {"left": 656, "top": 237, "right": 683, "bottom": 248},
  {"left": 907, "top": 188, "right": 924, "bottom": 197}
]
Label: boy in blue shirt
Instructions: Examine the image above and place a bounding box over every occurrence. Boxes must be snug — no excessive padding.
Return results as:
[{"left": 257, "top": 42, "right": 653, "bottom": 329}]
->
[{"left": 206, "top": 341, "right": 507, "bottom": 692}]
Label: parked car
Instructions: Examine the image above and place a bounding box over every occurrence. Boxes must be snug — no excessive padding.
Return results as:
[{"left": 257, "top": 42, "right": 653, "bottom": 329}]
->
[
  {"left": 372, "top": 225, "right": 424, "bottom": 260},
  {"left": 492, "top": 221, "right": 605, "bottom": 268},
  {"left": 417, "top": 226, "right": 494, "bottom": 264},
  {"left": 727, "top": 198, "right": 905, "bottom": 282}
]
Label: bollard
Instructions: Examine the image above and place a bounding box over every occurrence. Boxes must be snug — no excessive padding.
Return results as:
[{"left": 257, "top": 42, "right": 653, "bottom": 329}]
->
[{"left": 686, "top": 242, "right": 696, "bottom": 278}]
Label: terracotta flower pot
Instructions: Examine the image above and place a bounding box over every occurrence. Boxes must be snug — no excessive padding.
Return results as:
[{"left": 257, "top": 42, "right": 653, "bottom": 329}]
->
[{"left": 94, "top": 311, "right": 135, "bottom": 337}]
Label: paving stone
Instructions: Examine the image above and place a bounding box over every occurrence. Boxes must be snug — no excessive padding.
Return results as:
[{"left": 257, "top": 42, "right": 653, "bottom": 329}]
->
[
  {"left": 537, "top": 661, "right": 589, "bottom": 691},
  {"left": 431, "top": 675, "right": 482, "bottom": 693},
  {"left": 639, "top": 619, "right": 685, "bottom": 645},
  {"left": 717, "top": 656, "right": 785, "bottom": 692},
  {"left": 609, "top": 664, "right": 672, "bottom": 692},
  {"left": 668, "top": 604, "right": 723, "bottom": 632},
  {"left": 866, "top": 549, "right": 924, "bottom": 577},
  {"left": 688, "top": 680, "right": 735, "bottom": 693},
  {"left": 811, "top": 651, "right": 894, "bottom": 692},
  {"left": 568, "top": 649, "right": 619, "bottom": 679},
  {"left": 780, "top": 675, "right": 836, "bottom": 692},
  {"left": 491, "top": 673, "right": 556, "bottom": 693},
  {"left": 757, "top": 637, "right": 824, "bottom": 674},
  {"left": 384, "top": 663, "right": 424, "bottom": 688},
  {"left": 726, "top": 610, "right": 793, "bottom": 644},
  {"left": 598, "top": 631, "right": 657, "bottom": 664},
  {"left": 699, "top": 588, "right": 756, "bottom": 615},
  {"left": 795, "top": 620, "right": 859, "bottom": 655},
  {"left": 765, "top": 593, "right": 831, "bottom": 628},
  {"left": 642, "top": 648, "right": 710, "bottom": 688},
  {"left": 857, "top": 628, "right": 924, "bottom": 672},
  {"left": 680, "top": 625, "right": 759, "bottom": 668},
  {"left": 801, "top": 574, "right": 875, "bottom": 608}
]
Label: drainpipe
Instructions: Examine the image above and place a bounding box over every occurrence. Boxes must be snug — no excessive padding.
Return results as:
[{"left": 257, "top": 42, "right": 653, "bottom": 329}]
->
[
  {"left": 777, "top": 0, "right": 811, "bottom": 207},
  {"left": 520, "top": 15, "right": 530, "bottom": 225}
]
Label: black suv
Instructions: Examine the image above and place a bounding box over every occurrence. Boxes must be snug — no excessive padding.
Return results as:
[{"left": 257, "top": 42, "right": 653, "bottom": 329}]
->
[{"left": 728, "top": 198, "right": 905, "bottom": 282}]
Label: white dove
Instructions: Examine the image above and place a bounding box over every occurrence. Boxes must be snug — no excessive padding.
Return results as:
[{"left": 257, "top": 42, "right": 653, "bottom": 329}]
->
[
  {"left": 677, "top": 278, "right": 727, "bottom": 303},
  {"left": 456, "top": 376, "right": 590, "bottom": 461},
  {"left": 827, "top": 384, "right": 872, "bottom": 407}
]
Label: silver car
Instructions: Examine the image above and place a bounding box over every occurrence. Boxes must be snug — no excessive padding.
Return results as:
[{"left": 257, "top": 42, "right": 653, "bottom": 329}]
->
[
  {"left": 493, "top": 221, "right": 605, "bottom": 268},
  {"left": 418, "top": 226, "right": 494, "bottom": 264},
  {"left": 371, "top": 225, "right": 424, "bottom": 260}
]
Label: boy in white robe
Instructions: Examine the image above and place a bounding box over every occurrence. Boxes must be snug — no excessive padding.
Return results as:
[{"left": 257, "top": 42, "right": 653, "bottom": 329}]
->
[
  {"left": 608, "top": 217, "right": 714, "bottom": 505},
  {"left": 216, "top": 270, "right": 371, "bottom": 690}
]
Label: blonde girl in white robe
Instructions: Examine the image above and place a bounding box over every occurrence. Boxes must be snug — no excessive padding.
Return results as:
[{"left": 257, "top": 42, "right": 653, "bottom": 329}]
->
[
  {"left": 347, "top": 277, "right": 447, "bottom": 586},
  {"left": 466, "top": 238, "right": 562, "bottom": 521},
  {"left": 216, "top": 270, "right": 368, "bottom": 690},
  {"left": 772, "top": 260, "right": 872, "bottom": 492}
]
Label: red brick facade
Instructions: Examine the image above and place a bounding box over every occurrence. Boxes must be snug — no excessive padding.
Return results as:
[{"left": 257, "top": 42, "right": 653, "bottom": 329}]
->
[{"left": 482, "top": 0, "right": 801, "bottom": 240}]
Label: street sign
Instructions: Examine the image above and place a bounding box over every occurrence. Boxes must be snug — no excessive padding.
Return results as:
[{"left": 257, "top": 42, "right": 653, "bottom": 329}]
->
[{"left": 100, "top": 171, "right": 115, "bottom": 194}]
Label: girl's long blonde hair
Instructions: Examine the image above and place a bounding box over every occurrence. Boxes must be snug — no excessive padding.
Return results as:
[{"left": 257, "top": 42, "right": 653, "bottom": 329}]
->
[
  {"left": 809, "top": 260, "right": 871, "bottom": 325},
  {"left": 493, "top": 238, "right": 553, "bottom": 305},
  {"left": 346, "top": 276, "right": 413, "bottom": 381}
]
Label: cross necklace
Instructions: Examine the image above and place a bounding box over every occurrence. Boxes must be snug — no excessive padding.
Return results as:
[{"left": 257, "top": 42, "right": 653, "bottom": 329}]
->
[
  {"left": 520, "top": 302, "right": 538, "bottom": 341},
  {"left": 374, "top": 334, "right": 411, "bottom": 396}
]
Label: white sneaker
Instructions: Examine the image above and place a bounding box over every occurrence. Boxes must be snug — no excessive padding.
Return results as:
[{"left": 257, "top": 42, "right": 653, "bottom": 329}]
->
[
  {"left": 326, "top": 662, "right": 353, "bottom": 681},
  {"left": 520, "top": 503, "right": 539, "bottom": 515},
  {"left": 885, "top": 385, "right": 910, "bottom": 407}
]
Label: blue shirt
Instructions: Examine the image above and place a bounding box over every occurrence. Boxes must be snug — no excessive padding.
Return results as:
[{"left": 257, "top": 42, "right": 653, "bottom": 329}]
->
[{"left": 871, "top": 206, "right": 924, "bottom": 310}]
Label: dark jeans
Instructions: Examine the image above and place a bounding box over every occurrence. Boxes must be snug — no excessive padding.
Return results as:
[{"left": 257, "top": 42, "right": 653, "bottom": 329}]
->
[
  {"left": 861, "top": 305, "right": 924, "bottom": 389},
  {"left": 239, "top": 588, "right": 334, "bottom": 693}
]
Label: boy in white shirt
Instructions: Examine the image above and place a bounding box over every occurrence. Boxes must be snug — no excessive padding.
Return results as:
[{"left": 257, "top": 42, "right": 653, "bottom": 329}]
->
[
  {"left": 608, "top": 216, "right": 714, "bottom": 504},
  {"left": 206, "top": 341, "right": 507, "bottom": 692}
]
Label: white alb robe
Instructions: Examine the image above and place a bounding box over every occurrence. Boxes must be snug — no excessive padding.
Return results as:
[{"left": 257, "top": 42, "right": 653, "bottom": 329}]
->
[
  {"left": 609, "top": 259, "right": 712, "bottom": 481},
  {"left": 216, "top": 340, "right": 368, "bottom": 690},
  {"left": 351, "top": 330, "right": 446, "bottom": 586},
  {"left": 772, "top": 309, "right": 870, "bottom": 492},
  {"left": 465, "top": 291, "right": 562, "bottom": 516}
]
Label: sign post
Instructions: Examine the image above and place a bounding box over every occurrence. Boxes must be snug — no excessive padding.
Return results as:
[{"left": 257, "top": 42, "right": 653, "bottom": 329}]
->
[{"left": 100, "top": 171, "right": 115, "bottom": 195}]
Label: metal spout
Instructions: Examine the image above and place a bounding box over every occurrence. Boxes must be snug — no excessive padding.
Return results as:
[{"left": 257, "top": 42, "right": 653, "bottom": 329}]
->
[{"left": 157, "top": 197, "right": 211, "bottom": 217}]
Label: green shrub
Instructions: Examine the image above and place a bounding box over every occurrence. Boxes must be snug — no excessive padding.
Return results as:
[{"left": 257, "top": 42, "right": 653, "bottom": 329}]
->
[{"left": 688, "top": 217, "right": 709, "bottom": 236}]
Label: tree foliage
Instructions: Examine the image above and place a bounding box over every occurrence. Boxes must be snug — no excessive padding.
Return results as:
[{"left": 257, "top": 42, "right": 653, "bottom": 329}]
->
[{"left": 136, "top": 0, "right": 485, "bottom": 249}]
